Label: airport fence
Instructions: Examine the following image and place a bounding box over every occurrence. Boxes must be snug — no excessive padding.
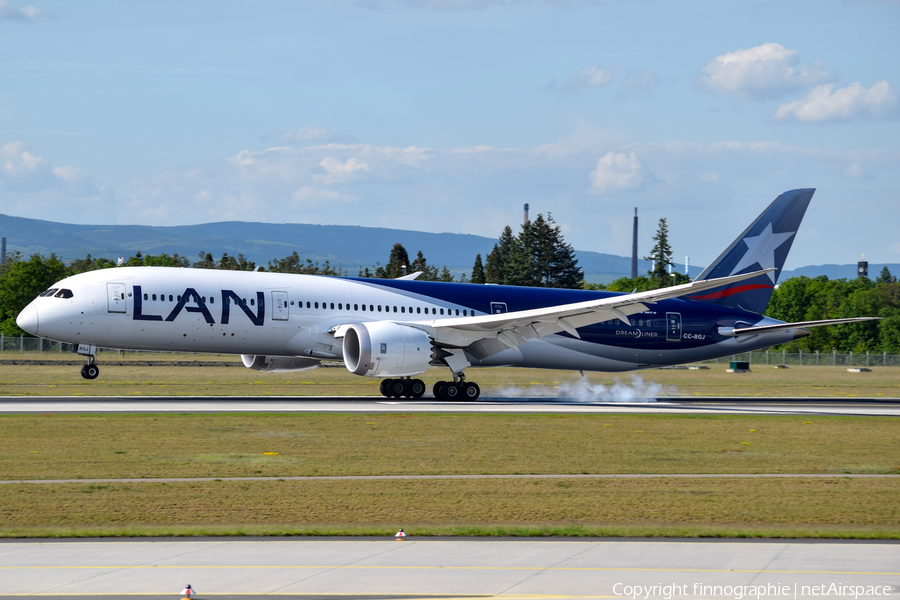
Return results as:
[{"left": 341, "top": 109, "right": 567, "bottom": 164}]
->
[
  {"left": 2, "top": 334, "right": 900, "bottom": 367},
  {"left": 705, "top": 349, "right": 900, "bottom": 368}
]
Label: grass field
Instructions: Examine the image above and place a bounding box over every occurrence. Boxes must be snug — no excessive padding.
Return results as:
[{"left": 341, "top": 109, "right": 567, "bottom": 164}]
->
[
  {"left": 1, "top": 354, "right": 899, "bottom": 397},
  {"left": 4, "top": 477, "right": 898, "bottom": 539},
  {"left": 1, "top": 354, "right": 898, "bottom": 539},
  {"left": 1, "top": 413, "right": 898, "bottom": 538}
]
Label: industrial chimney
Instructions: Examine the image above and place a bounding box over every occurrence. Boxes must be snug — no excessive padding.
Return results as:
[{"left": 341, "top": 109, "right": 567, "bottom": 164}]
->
[
  {"left": 523, "top": 203, "right": 530, "bottom": 225},
  {"left": 631, "top": 208, "right": 638, "bottom": 280}
]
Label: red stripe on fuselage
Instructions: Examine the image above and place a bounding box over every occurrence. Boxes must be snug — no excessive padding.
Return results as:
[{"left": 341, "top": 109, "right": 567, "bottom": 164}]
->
[{"left": 689, "top": 283, "right": 772, "bottom": 300}]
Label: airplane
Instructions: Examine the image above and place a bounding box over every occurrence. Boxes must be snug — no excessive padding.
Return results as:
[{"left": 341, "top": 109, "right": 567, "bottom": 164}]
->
[{"left": 15, "top": 188, "right": 878, "bottom": 401}]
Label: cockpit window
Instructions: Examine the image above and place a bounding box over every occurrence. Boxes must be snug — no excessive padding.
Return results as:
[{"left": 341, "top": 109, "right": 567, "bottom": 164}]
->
[
  {"left": 54, "top": 289, "right": 74, "bottom": 299},
  {"left": 40, "top": 288, "right": 59, "bottom": 297}
]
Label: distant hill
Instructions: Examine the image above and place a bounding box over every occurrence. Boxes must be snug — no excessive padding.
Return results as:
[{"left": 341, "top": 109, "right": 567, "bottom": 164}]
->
[
  {"left": 0, "top": 214, "right": 663, "bottom": 284},
  {"left": 781, "top": 264, "right": 900, "bottom": 281}
]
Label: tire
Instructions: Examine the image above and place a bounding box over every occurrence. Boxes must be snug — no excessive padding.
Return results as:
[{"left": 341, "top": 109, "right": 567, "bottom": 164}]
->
[
  {"left": 380, "top": 379, "right": 392, "bottom": 397},
  {"left": 85, "top": 364, "right": 100, "bottom": 380},
  {"left": 389, "top": 379, "right": 406, "bottom": 397},
  {"left": 443, "top": 382, "right": 460, "bottom": 400},
  {"left": 410, "top": 379, "right": 426, "bottom": 398},
  {"left": 461, "top": 381, "right": 480, "bottom": 401},
  {"left": 432, "top": 381, "right": 446, "bottom": 400},
  {"left": 80, "top": 365, "right": 90, "bottom": 380}
]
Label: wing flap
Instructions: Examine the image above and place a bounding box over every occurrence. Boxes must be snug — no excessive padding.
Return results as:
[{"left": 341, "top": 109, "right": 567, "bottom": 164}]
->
[{"left": 722, "top": 317, "right": 883, "bottom": 337}]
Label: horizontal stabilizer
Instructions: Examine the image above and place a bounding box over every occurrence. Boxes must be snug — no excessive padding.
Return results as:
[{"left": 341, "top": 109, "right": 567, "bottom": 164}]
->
[{"left": 719, "top": 317, "right": 882, "bottom": 337}]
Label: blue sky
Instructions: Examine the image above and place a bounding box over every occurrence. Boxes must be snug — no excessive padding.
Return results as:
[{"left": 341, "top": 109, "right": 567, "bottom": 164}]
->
[{"left": 1, "top": 0, "right": 898, "bottom": 271}]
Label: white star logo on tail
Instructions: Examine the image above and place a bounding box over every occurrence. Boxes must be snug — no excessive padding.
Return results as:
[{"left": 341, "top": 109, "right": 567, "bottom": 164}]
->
[{"left": 730, "top": 223, "right": 795, "bottom": 282}]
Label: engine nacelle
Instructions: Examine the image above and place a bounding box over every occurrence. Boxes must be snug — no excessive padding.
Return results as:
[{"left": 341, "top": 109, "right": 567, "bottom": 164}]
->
[
  {"left": 341, "top": 322, "right": 432, "bottom": 377},
  {"left": 241, "top": 355, "right": 320, "bottom": 373}
]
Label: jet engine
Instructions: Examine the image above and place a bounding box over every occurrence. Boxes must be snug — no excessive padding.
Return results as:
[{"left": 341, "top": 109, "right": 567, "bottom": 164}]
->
[
  {"left": 341, "top": 321, "right": 432, "bottom": 377},
  {"left": 241, "top": 355, "right": 320, "bottom": 372}
]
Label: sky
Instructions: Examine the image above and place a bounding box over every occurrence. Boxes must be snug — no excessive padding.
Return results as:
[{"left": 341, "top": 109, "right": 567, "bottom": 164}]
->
[{"left": 1, "top": 0, "right": 898, "bottom": 271}]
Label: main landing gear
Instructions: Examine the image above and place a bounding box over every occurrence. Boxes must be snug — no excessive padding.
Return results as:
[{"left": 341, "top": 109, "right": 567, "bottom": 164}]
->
[
  {"left": 379, "top": 377, "right": 427, "bottom": 399},
  {"left": 433, "top": 372, "right": 480, "bottom": 401},
  {"left": 80, "top": 356, "right": 99, "bottom": 380}
]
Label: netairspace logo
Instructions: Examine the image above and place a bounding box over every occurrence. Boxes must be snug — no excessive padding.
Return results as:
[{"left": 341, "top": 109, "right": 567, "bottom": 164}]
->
[
  {"left": 613, "top": 582, "right": 894, "bottom": 599},
  {"left": 495, "top": 374, "right": 670, "bottom": 402}
]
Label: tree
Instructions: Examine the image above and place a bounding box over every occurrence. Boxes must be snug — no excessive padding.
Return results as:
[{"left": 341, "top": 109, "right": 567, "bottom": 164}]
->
[
  {"left": 481, "top": 216, "right": 583, "bottom": 289},
  {"left": 644, "top": 217, "right": 673, "bottom": 288},
  {"left": 268, "top": 251, "right": 340, "bottom": 275},
  {"left": 194, "top": 252, "right": 216, "bottom": 269},
  {"left": 375, "top": 243, "right": 411, "bottom": 279},
  {"left": 0, "top": 254, "right": 68, "bottom": 336},
  {"left": 876, "top": 266, "right": 897, "bottom": 285},
  {"left": 470, "top": 253, "right": 486, "bottom": 284}
]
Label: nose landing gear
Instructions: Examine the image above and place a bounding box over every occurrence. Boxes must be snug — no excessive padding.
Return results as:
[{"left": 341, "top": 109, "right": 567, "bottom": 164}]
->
[{"left": 80, "top": 357, "right": 99, "bottom": 380}]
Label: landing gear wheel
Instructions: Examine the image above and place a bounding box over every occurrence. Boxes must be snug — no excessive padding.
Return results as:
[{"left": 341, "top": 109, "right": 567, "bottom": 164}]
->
[
  {"left": 461, "top": 381, "right": 480, "bottom": 401},
  {"left": 443, "top": 382, "right": 460, "bottom": 400},
  {"left": 380, "top": 379, "right": 392, "bottom": 397},
  {"left": 409, "top": 379, "right": 426, "bottom": 398},
  {"left": 81, "top": 364, "right": 99, "bottom": 380},
  {"left": 388, "top": 379, "right": 406, "bottom": 398},
  {"left": 433, "top": 381, "right": 447, "bottom": 400}
]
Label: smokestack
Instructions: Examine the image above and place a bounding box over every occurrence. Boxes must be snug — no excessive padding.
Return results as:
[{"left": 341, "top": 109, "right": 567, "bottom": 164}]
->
[
  {"left": 631, "top": 208, "right": 638, "bottom": 279},
  {"left": 523, "top": 203, "right": 530, "bottom": 225},
  {"left": 685, "top": 256, "right": 690, "bottom": 277},
  {"left": 1, "top": 237, "right": 5, "bottom": 265}
]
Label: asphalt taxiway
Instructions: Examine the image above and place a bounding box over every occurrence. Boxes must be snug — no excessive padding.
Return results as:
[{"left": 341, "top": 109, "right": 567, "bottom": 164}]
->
[
  {"left": 0, "top": 395, "right": 898, "bottom": 416},
  {"left": 1, "top": 538, "right": 898, "bottom": 599}
]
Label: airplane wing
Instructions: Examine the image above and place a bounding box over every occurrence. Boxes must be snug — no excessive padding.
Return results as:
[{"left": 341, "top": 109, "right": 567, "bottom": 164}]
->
[
  {"left": 404, "top": 269, "right": 775, "bottom": 359},
  {"left": 720, "top": 317, "right": 883, "bottom": 337}
]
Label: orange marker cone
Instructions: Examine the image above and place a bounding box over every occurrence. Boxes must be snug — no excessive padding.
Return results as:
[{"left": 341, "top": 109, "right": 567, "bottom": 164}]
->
[
  {"left": 395, "top": 528, "right": 407, "bottom": 540},
  {"left": 180, "top": 584, "right": 195, "bottom": 598}
]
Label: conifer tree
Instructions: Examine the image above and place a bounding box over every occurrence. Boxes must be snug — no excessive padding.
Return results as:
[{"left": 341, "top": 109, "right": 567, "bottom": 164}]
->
[
  {"left": 644, "top": 217, "right": 673, "bottom": 288},
  {"left": 470, "top": 253, "right": 486, "bottom": 284}
]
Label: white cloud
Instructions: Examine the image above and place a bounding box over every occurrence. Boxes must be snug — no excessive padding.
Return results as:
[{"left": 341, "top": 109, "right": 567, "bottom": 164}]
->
[
  {"left": 697, "top": 43, "right": 831, "bottom": 101},
  {"left": 0, "top": 0, "right": 41, "bottom": 21},
  {"left": 774, "top": 81, "right": 899, "bottom": 123},
  {"left": 1, "top": 141, "right": 98, "bottom": 195},
  {"left": 589, "top": 151, "right": 645, "bottom": 193},
  {"left": 549, "top": 65, "right": 615, "bottom": 94},
  {"left": 314, "top": 156, "right": 371, "bottom": 184}
]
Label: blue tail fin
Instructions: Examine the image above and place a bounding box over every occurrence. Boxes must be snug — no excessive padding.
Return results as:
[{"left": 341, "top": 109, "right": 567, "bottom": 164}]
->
[{"left": 691, "top": 188, "right": 815, "bottom": 315}]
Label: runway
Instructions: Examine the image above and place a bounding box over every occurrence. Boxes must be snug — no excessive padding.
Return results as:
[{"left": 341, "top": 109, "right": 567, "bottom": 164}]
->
[
  {"left": 0, "top": 538, "right": 897, "bottom": 599},
  {"left": 0, "top": 396, "right": 899, "bottom": 416}
]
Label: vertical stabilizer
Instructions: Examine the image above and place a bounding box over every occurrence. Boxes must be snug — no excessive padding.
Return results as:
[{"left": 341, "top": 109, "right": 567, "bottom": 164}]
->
[{"left": 691, "top": 188, "right": 815, "bottom": 314}]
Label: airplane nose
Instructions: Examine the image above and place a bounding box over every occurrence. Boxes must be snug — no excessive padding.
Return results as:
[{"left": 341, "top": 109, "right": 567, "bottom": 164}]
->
[{"left": 16, "top": 304, "right": 39, "bottom": 336}]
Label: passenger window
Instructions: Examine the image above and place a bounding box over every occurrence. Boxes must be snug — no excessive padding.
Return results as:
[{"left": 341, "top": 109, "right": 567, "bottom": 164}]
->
[
  {"left": 307, "top": 302, "right": 311, "bottom": 308},
  {"left": 378, "top": 305, "right": 382, "bottom": 312},
  {"left": 152, "top": 294, "right": 157, "bottom": 301},
  {"left": 210, "top": 296, "right": 214, "bottom": 304},
  {"left": 440, "top": 308, "right": 444, "bottom": 315},
  {"left": 401, "top": 306, "right": 405, "bottom": 313},
  {"left": 338, "top": 303, "right": 342, "bottom": 310},
  {"left": 370, "top": 305, "right": 374, "bottom": 311},
  {"left": 432, "top": 308, "right": 436, "bottom": 315},
  {"left": 242, "top": 298, "right": 246, "bottom": 305},
  {"left": 177, "top": 295, "right": 182, "bottom": 302},
  {"left": 417, "top": 307, "right": 421, "bottom": 314},
  {"left": 315, "top": 302, "right": 319, "bottom": 309},
  {"left": 463, "top": 309, "right": 467, "bottom": 316},
  {"left": 250, "top": 298, "right": 254, "bottom": 306},
  {"left": 202, "top": 296, "right": 207, "bottom": 303},
  {"left": 393, "top": 306, "right": 397, "bottom": 313},
  {"left": 143, "top": 293, "right": 149, "bottom": 301},
  {"left": 455, "top": 309, "right": 460, "bottom": 316},
  {"left": 354, "top": 304, "right": 359, "bottom": 311},
  {"left": 361, "top": 304, "right": 366, "bottom": 311},
  {"left": 330, "top": 303, "right": 335, "bottom": 310}
]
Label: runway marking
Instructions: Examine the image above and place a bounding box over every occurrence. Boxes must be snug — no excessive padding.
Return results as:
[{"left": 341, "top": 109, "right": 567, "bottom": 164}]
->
[
  {"left": 2, "top": 473, "right": 898, "bottom": 485},
  {"left": 2, "top": 565, "right": 897, "bottom": 576}
]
